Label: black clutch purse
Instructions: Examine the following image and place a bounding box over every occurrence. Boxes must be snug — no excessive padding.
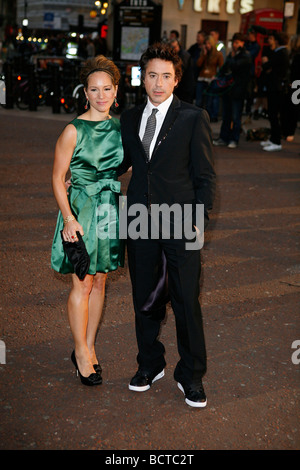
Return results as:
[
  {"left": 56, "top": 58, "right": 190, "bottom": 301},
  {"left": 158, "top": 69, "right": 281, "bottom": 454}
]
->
[{"left": 61, "top": 231, "right": 90, "bottom": 280}]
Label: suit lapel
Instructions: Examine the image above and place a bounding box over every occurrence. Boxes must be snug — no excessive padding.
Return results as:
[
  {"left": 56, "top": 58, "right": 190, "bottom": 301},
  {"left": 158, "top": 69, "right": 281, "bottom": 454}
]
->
[
  {"left": 132, "top": 103, "right": 146, "bottom": 135},
  {"left": 132, "top": 103, "right": 148, "bottom": 161}
]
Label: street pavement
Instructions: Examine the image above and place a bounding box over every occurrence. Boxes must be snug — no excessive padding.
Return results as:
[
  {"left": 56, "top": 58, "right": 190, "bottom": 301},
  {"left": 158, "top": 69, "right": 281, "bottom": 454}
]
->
[{"left": 0, "top": 105, "right": 299, "bottom": 452}]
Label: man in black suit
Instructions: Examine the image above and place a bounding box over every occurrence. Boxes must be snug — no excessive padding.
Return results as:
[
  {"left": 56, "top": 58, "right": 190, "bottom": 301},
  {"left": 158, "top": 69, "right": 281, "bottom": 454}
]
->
[{"left": 118, "top": 43, "right": 216, "bottom": 407}]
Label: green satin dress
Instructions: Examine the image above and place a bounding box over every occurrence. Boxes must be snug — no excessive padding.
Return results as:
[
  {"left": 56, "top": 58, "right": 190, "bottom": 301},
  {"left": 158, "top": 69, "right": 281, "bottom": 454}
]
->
[{"left": 51, "top": 117, "right": 124, "bottom": 275}]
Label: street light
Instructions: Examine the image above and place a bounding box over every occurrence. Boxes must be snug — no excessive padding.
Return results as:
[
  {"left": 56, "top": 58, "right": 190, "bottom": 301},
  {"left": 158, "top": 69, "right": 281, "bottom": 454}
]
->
[
  {"left": 23, "top": 1, "right": 28, "bottom": 37},
  {"left": 23, "top": 0, "right": 28, "bottom": 24},
  {"left": 92, "top": 0, "right": 109, "bottom": 18}
]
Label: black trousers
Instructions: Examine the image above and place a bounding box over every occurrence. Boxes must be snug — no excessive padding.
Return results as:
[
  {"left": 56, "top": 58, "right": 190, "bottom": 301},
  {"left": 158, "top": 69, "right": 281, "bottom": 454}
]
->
[
  {"left": 267, "top": 90, "right": 285, "bottom": 145},
  {"left": 127, "top": 236, "right": 207, "bottom": 387}
]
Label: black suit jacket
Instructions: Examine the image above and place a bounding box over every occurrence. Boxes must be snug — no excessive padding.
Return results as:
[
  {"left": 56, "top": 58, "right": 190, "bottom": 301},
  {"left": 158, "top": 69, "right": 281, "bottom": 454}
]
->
[
  {"left": 222, "top": 47, "right": 252, "bottom": 100},
  {"left": 118, "top": 95, "right": 216, "bottom": 230}
]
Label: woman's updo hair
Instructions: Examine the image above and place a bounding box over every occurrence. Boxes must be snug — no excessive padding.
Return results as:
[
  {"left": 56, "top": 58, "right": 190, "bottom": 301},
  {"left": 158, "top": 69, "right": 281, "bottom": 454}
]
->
[{"left": 80, "top": 55, "right": 121, "bottom": 89}]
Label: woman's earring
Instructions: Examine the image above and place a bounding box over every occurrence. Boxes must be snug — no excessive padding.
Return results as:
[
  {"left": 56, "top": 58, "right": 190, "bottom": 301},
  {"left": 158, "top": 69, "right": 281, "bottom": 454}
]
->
[
  {"left": 84, "top": 99, "right": 89, "bottom": 110},
  {"left": 114, "top": 97, "right": 119, "bottom": 108}
]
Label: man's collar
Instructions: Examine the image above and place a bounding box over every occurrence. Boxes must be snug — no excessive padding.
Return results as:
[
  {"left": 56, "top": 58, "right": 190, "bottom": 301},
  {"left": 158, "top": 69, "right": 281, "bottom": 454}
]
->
[{"left": 145, "top": 94, "right": 174, "bottom": 116}]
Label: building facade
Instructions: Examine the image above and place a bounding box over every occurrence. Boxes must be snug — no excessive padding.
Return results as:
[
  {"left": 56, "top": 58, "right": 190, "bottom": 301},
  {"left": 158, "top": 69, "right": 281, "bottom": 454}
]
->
[
  {"left": 15, "top": 0, "right": 108, "bottom": 32},
  {"left": 1, "top": 0, "right": 298, "bottom": 51},
  {"left": 160, "top": 0, "right": 299, "bottom": 50}
]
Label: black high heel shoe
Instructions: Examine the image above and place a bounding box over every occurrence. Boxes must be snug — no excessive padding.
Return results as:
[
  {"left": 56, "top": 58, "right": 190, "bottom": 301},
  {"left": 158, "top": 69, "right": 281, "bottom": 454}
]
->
[
  {"left": 71, "top": 351, "right": 102, "bottom": 386},
  {"left": 93, "top": 363, "right": 102, "bottom": 375}
]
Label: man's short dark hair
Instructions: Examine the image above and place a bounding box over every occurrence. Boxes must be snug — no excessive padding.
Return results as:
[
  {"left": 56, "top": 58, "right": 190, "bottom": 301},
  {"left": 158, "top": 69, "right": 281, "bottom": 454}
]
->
[
  {"left": 139, "top": 42, "right": 183, "bottom": 83},
  {"left": 170, "top": 30, "right": 179, "bottom": 39},
  {"left": 232, "top": 32, "right": 246, "bottom": 43},
  {"left": 274, "top": 31, "right": 289, "bottom": 46}
]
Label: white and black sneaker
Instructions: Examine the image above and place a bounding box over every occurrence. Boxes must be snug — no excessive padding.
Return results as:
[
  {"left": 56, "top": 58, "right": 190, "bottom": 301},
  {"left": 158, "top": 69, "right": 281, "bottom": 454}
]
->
[
  {"left": 228, "top": 141, "right": 237, "bottom": 148},
  {"left": 263, "top": 142, "right": 282, "bottom": 152},
  {"left": 128, "top": 367, "right": 165, "bottom": 392},
  {"left": 177, "top": 381, "right": 207, "bottom": 408},
  {"left": 213, "top": 138, "right": 227, "bottom": 146},
  {"left": 260, "top": 139, "right": 272, "bottom": 147}
]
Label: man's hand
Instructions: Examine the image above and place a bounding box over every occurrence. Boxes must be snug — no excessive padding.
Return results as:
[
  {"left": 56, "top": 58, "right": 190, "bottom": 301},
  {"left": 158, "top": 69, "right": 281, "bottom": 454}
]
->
[{"left": 65, "top": 178, "right": 72, "bottom": 194}]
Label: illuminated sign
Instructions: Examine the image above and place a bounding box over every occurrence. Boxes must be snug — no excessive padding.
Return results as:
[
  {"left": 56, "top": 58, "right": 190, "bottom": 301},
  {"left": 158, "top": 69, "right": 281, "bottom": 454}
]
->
[
  {"left": 226, "top": 0, "right": 235, "bottom": 14},
  {"left": 192, "top": 0, "right": 254, "bottom": 14},
  {"left": 207, "top": 0, "right": 220, "bottom": 13}
]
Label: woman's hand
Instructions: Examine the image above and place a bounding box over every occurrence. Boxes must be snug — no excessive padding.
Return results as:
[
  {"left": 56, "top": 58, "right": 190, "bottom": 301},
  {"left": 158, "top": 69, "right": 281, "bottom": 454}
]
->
[{"left": 62, "top": 219, "right": 84, "bottom": 243}]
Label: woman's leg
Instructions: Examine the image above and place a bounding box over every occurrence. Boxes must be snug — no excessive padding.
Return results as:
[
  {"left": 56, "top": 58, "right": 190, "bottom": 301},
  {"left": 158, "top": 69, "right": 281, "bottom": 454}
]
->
[
  {"left": 68, "top": 273, "right": 95, "bottom": 377},
  {"left": 86, "top": 272, "right": 108, "bottom": 365}
]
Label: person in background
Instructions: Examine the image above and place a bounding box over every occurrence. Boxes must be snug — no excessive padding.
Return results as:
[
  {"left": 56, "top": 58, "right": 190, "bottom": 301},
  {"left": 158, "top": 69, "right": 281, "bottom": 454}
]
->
[
  {"left": 213, "top": 33, "right": 251, "bottom": 149},
  {"left": 245, "top": 28, "right": 260, "bottom": 116},
  {"left": 281, "top": 34, "right": 300, "bottom": 142},
  {"left": 188, "top": 30, "right": 206, "bottom": 79},
  {"left": 161, "top": 30, "right": 168, "bottom": 43},
  {"left": 195, "top": 35, "right": 224, "bottom": 120},
  {"left": 209, "top": 29, "right": 226, "bottom": 122},
  {"left": 210, "top": 29, "right": 226, "bottom": 60},
  {"left": 169, "top": 30, "right": 180, "bottom": 41},
  {"left": 86, "top": 37, "right": 95, "bottom": 58},
  {"left": 252, "top": 32, "right": 276, "bottom": 120},
  {"left": 169, "top": 38, "right": 195, "bottom": 103},
  {"left": 260, "top": 31, "right": 289, "bottom": 152}
]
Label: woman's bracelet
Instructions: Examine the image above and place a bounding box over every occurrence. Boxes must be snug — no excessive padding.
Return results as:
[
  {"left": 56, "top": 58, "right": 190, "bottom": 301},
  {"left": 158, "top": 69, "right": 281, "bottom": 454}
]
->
[{"left": 63, "top": 215, "right": 75, "bottom": 226}]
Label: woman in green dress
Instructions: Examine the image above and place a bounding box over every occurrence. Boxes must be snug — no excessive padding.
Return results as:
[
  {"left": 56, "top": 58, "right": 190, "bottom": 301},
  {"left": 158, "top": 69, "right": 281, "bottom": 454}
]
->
[{"left": 51, "top": 56, "right": 124, "bottom": 386}]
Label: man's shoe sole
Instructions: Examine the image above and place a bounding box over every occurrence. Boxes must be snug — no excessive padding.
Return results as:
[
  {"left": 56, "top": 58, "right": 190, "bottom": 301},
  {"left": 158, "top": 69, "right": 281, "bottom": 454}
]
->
[
  {"left": 263, "top": 145, "right": 282, "bottom": 152},
  {"left": 128, "top": 370, "right": 165, "bottom": 392},
  {"left": 177, "top": 382, "right": 207, "bottom": 408}
]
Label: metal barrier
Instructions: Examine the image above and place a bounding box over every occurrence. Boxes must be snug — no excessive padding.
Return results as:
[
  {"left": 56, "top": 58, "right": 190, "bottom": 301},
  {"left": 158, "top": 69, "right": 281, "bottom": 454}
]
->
[{"left": 2, "top": 57, "right": 145, "bottom": 114}]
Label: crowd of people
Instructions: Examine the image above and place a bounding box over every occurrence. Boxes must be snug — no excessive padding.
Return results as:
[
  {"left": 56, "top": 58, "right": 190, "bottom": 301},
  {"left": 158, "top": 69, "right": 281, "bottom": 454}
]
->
[
  {"left": 163, "top": 28, "right": 299, "bottom": 151},
  {"left": 2, "top": 26, "right": 299, "bottom": 151}
]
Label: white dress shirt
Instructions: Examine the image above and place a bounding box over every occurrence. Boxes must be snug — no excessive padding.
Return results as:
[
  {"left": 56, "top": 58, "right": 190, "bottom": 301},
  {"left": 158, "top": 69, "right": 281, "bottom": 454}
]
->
[{"left": 139, "top": 94, "right": 174, "bottom": 159}]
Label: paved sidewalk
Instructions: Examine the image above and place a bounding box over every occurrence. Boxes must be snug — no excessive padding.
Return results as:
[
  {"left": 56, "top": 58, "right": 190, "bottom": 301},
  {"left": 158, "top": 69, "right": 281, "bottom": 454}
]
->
[{"left": 0, "top": 105, "right": 299, "bottom": 451}]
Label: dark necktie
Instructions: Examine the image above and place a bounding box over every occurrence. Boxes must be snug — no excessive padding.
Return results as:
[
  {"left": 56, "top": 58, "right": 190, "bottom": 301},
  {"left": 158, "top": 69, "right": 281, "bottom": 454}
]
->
[{"left": 142, "top": 108, "right": 158, "bottom": 159}]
